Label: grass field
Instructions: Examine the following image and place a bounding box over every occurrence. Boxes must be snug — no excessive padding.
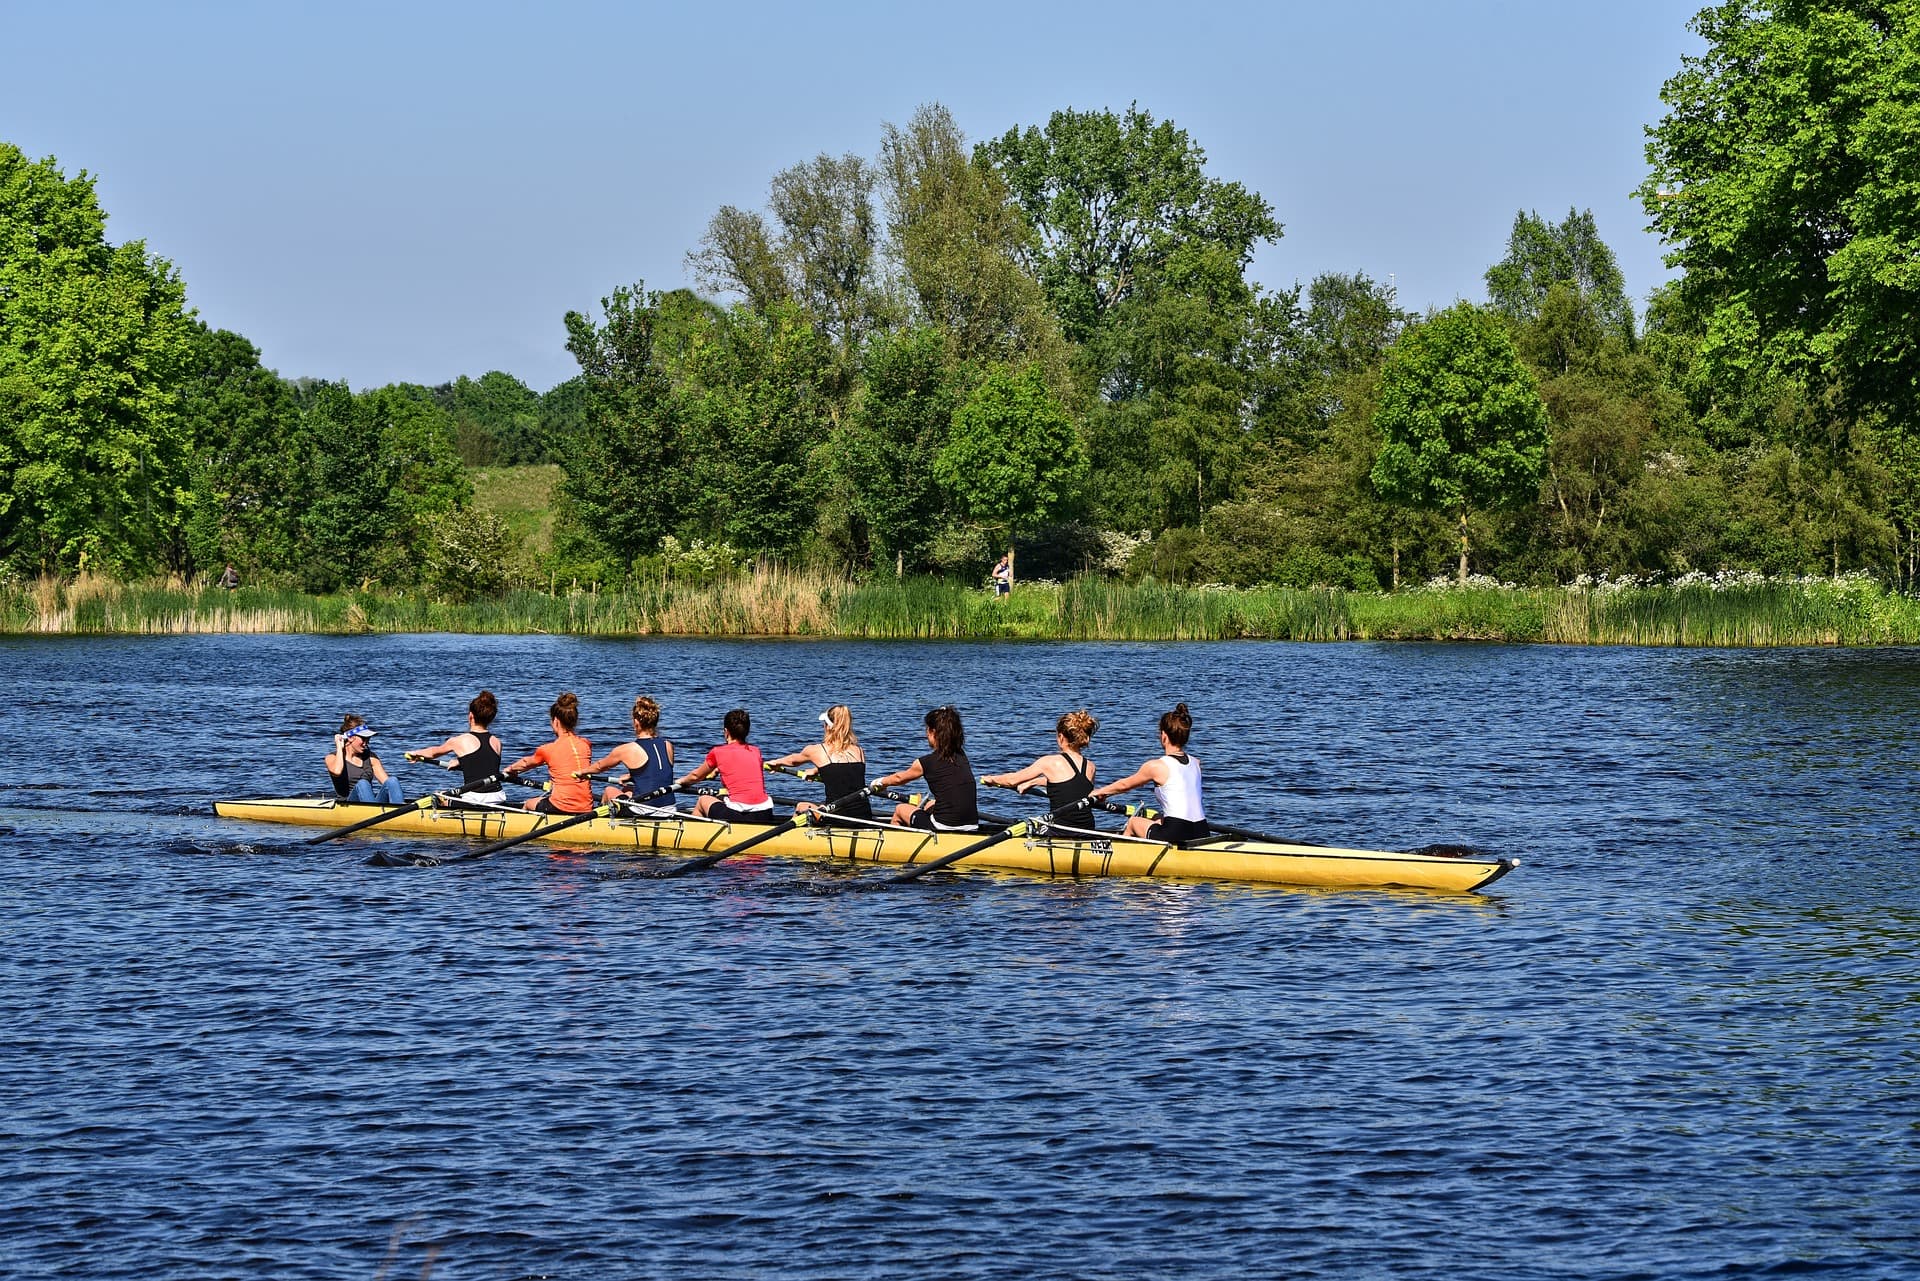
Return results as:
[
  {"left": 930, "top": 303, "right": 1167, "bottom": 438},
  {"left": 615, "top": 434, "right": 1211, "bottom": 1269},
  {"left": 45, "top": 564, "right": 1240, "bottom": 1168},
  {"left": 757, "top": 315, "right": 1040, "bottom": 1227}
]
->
[{"left": 8, "top": 568, "right": 1920, "bottom": 646}]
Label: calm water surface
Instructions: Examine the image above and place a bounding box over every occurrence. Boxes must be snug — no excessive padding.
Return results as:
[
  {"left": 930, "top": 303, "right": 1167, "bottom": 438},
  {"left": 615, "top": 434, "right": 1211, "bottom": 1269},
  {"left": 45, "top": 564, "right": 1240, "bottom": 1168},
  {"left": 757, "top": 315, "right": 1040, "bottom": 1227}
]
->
[{"left": 1, "top": 636, "right": 1916, "bottom": 1279}]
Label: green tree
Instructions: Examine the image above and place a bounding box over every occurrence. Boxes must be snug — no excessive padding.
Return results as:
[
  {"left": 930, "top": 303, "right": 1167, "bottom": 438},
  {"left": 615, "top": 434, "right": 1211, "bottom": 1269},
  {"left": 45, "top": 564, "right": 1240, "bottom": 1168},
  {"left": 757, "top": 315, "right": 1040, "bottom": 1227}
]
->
[
  {"left": 438, "top": 370, "right": 544, "bottom": 465},
  {"left": 1640, "top": 1, "right": 1920, "bottom": 421},
  {"left": 559, "top": 283, "right": 686, "bottom": 566},
  {"left": 981, "top": 105, "right": 1280, "bottom": 349},
  {"left": 880, "top": 103, "right": 1063, "bottom": 370},
  {"left": 0, "top": 144, "right": 197, "bottom": 575},
  {"left": 179, "top": 324, "right": 305, "bottom": 579},
  {"left": 934, "top": 364, "right": 1086, "bottom": 540},
  {"left": 841, "top": 325, "right": 959, "bottom": 569},
  {"left": 1370, "top": 304, "right": 1551, "bottom": 581},
  {"left": 1485, "top": 208, "right": 1634, "bottom": 345}
]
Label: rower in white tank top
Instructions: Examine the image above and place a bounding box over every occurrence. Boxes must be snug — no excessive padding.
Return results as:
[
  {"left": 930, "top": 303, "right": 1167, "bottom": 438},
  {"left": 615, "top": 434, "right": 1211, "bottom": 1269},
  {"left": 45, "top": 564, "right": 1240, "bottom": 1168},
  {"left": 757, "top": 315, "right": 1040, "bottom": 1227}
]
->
[
  {"left": 1154, "top": 751, "right": 1204, "bottom": 822},
  {"left": 1089, "top": 703, "right": 1211, "bottom": 844}
]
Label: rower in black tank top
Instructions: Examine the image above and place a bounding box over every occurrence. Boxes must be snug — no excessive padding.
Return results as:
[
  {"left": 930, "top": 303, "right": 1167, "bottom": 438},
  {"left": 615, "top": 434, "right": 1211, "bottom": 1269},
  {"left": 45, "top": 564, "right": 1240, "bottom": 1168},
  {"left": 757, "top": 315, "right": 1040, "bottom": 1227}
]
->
[
  {"left": 1045, "top": 750, "right": 1097, "bottom": 828},
  {"left": 460, "top": 733, "right": 502, "bottom": 792},
  {"left": 916, "top": 751, "right": 979, "bottom": 829},
  {"left": 814, "top": 759, "right": 873, "bottom": 820}
]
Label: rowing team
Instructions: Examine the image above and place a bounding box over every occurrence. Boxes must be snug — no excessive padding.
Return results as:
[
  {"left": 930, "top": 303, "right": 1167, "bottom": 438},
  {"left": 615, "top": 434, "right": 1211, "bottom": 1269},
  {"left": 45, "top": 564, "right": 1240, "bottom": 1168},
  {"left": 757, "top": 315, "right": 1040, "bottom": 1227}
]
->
[{"left": 323, "top": 692, "right": 1211, "bottom": 843}]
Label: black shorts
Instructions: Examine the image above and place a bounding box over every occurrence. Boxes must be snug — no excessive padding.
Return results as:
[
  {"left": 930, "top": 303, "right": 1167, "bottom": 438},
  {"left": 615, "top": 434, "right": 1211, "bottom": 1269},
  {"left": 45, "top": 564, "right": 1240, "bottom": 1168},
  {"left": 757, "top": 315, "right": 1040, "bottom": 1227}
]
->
[
  {"left": 711, "top": 802, "right": 782, "bottom": 826},
  {"left": 1146, "top": 816, "right": 1210, "bottom": 844},
  {"left": 531, "top": 797, "right": 592, "bottom": 816}
]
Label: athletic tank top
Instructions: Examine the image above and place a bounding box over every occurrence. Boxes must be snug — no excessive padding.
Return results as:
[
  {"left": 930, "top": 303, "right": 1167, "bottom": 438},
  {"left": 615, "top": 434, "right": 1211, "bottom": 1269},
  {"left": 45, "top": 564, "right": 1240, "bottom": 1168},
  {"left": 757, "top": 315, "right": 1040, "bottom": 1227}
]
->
[
  {"left": 331, "top": 751, "right": 376, "bottom": 797},
  {"left": 815, "top": 758, "right": 873, "bottom": 819},
  {"left": 459, "top": 733, "right": 502, "bottom": 790},
  {"left": 625, "top": 738, "right": 674, "bottom": 800},
  {"left": 1153, "top": 752, "right": 1204, "bottom": 822},
  {"left": 1045, "top": 751, "right": 1096, "bottom": 819},
  {"left": 918, "top": 751, "right": 979, "bottom": 827}
]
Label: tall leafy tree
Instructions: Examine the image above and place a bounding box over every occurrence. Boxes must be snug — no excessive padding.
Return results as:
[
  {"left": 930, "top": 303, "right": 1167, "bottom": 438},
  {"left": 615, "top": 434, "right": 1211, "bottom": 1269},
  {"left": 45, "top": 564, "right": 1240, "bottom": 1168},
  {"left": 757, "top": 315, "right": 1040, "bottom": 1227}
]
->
[
  {"left": 934, "top": 364, "right": 1086, "bottom": 540},
  {"left": 879, "top": 103, "right": 1062, "bottom": 369},
  {"left": 0, "top": 144, "right": 197, "bottom": 575},
  {"left": 840, "top": 325, "right": 959, "bottom": 569},
  {"left": 179, "top": 324, "right": 305, "bottom": 578},
  {"left": 1640, "top": 1, "right": 1920, "bottom": 422},
  {"left": 559, "top": 284, "right": 685, "bottom": 564},
  {"left": 981, "top": 105, "right": 1280, "bottom": 350},
  {"left": 1371, "top": 304, "right": 1551, "bottom": 581},
  {"left": 1485, "top": 208, "right": 1634, "bottom": 345}
]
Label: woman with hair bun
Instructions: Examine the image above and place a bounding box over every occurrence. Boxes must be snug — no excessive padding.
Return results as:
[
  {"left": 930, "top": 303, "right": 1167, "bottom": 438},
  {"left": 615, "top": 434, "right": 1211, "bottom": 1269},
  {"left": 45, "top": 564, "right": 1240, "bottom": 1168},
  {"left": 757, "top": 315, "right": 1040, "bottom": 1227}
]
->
[
  {"left": 506, "top": 692, "right": 593, "bottom": 814},
  {"left": 406, "top": 690, "right": 506, "bottom": 805},
  {"left": 1089, "top": 703, "right": 1209, "bottom": 844},
  {"left": 767, "top": 704, "right": 873, "bottom": 820},
  {"left": 873, "top": 705, "right": 979, "bottom": 832},
  {"left": 676, "top": 708, "right": 781, "bottom": 825},
  {"left": 577, "top": 695, "right": 677, "bottom": 814},
  {"left": 982, "top": 709, "right": 1101, "bottom": 827}
]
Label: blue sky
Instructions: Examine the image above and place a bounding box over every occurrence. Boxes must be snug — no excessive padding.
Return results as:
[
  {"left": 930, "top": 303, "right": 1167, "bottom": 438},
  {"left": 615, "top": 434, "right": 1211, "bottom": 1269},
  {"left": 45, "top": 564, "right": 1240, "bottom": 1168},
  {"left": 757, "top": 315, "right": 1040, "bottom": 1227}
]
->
[{"left": 4, "top": 1, "right": 1702, "bottom": 392}]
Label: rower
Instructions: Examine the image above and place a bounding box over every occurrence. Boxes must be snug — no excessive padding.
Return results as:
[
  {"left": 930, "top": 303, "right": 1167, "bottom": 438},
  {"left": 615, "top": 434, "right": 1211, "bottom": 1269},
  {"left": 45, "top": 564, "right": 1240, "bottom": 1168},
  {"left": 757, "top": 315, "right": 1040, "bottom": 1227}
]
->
[
  {"left": 406, "top": 690, "right": 506, "bottom": 804},
  {"left": 875, "top": 705, "right": 979, "bottom": 832},
  {"left": 577, "top": 695, "right": 677, "bottom": 814},
  {"left": 982, "top": 709, "right": 1100, "bottom": 829},
  {"left": 675, "top": 708, "right": 781, "bottom": 825},
  {"left": 1089, "top": 702, "right": 1209, "bottom": 843},
  {"left": 505, "top": 692, "right": 594, "bottom": 814},
  {"left": 766, "top": 704, "right": 873, "bottom": 821},
  {"left": 326, "top": 717, "right": 404, "bottom": 805}
]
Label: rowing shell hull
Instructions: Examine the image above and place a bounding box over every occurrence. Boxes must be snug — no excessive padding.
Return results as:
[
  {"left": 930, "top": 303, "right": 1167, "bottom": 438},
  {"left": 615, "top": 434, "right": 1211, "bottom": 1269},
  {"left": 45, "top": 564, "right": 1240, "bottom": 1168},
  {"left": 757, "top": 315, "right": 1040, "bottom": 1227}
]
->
[{"left": 211, "top": 797, "right": 1517, "bottom": 893}]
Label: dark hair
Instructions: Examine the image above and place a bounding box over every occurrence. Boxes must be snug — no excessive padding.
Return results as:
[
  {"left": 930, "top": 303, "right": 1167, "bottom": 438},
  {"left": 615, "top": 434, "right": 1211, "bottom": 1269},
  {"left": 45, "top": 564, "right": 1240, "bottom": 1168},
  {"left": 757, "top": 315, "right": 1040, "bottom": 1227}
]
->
[
  {"left": 469, "top": 690, "right": 497, "bottom": 728},
  {"left": 550, "top": 692, "right": 579, "bottom": 731},
  {"left": 632, "top": 695, "right": 660, "bottom": 732},
  {"left": 337, "top": 714, "right": 365, "bottom": 735},
  {"left": 723, "top": 707, "right": 751, "bottom": 743},
  {"left": 1056, "top": 709, "right": 1098, "bottom": 750},
  {"left": 1158, "top": 702, "right": 1192, "bottom": 749},
  {"left": 925, "top": 705, "right": 965, "bottom": 759}
]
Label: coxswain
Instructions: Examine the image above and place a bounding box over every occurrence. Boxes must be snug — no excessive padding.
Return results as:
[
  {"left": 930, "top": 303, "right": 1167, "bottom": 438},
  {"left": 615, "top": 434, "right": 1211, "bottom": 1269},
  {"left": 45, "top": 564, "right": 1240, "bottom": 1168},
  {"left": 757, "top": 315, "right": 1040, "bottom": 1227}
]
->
[
  {"left": 675, "top": 708, "right": 780, "bottom": 825},
  {"left": 405, "top": 690, "right": 506, "bottom": 805},
  {"left": 766, "top": 704, "right": 873, "bottom": 820},
  {"left": 874, "top": 705, "right": 979, "bottom": 831},
  {"left": 982, "top": 709, "right": 1099, "bottom": 827},
  {"left": 325, "top": 717, "right": 404, "bottom": 805},
  {"left": 1089, "top": 702, "right": 1209, "bottom": 843},
  {"left": 505, "top": 692, "right": 593, "bottom": 814},
  {"left": 577, "top": 695, "right": 677, "bottom": 814}
]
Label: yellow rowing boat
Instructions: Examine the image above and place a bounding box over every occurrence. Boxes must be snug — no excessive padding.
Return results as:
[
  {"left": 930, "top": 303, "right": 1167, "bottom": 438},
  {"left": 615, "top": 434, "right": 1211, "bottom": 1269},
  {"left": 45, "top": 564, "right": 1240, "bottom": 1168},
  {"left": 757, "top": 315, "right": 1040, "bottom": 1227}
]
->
[{"left": 212, "top": 796, "right": 1518, "bottom": 893}]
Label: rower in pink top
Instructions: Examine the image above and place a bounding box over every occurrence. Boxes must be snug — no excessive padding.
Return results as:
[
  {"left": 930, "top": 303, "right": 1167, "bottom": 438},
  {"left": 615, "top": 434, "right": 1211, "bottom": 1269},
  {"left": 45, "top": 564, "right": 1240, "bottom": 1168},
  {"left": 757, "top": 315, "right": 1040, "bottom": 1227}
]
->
[{"left": 675, "top": 708, "right": 781, "bottom": 826}]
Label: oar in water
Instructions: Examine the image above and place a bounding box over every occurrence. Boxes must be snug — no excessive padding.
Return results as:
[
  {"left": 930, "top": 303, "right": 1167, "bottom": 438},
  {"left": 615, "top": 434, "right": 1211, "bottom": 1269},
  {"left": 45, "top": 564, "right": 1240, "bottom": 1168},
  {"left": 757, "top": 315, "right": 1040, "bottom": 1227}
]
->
[
  {"left": 304, "top": 773, "right": 506, "bottom": 845},
  {"left": 655, "top": 785, "right": 875, "bottom": 878},
  {"left": 866, "top": 787, "right": 1090, "bottom": 885}
]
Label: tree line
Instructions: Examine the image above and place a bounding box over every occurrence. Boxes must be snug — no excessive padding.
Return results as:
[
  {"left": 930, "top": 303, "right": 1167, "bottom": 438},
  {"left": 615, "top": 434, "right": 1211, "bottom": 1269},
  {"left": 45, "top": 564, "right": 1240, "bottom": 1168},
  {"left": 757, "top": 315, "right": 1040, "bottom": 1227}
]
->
[{"left": 4, "top": 3, "right": 1916, "bottom": 594}]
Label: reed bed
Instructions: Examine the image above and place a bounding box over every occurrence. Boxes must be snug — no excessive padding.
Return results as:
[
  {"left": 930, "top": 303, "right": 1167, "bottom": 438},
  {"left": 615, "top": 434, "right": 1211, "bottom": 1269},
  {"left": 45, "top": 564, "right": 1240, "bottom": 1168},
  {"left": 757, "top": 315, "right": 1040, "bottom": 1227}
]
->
[{"left": 8, "top": 570, "right": 1920, "bottom": 646}]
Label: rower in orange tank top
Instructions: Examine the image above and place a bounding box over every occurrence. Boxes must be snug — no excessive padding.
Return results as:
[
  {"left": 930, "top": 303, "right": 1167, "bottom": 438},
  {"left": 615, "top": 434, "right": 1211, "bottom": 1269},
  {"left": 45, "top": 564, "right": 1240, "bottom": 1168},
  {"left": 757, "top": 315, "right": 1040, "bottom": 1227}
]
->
[{"left": 506, "top": 692, "right": 594, "bottom": 814}]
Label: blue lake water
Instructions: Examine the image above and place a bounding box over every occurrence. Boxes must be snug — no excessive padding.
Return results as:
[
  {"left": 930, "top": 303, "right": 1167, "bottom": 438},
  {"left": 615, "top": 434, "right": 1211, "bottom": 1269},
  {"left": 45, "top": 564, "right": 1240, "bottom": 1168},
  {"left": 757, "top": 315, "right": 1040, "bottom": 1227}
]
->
[{"left": 1, "top": 635, "right": 1916, "bottom": 1279}]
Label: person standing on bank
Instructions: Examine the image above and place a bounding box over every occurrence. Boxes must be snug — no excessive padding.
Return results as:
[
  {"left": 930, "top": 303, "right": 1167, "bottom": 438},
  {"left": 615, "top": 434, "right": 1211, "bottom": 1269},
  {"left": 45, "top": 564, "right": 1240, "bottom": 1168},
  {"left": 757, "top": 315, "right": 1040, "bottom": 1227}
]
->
[
  {"left": 1089, "top": 703, "right": 1209, "bottom": 843},
  {"left": 506, "top": 692, "right": 593, "bottom": 814},
  {"left": 218, "top": 562, "right": 240, "bottom": 591},
  {"left": 875, "top": 705, "right": 980, "bottom": 831},
  {"left": 326, "top": 717, "right": 404, "bottom": 805},
  {"left": 991, "top": 552, "right": 1012, "bottom": 598},
  {"left": 406, "top": 690, "right": 506, "bottom": 805}
]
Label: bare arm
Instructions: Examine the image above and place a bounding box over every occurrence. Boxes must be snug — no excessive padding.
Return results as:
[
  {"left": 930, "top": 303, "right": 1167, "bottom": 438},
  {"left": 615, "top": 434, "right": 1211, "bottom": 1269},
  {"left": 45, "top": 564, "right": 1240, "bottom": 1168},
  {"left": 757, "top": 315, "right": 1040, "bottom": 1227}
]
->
[
  {"left": 983, "top": 755, "right": 1060, "bottom": 792},
  {"left": 1090, "top": 757, "right": 1165, "bottom": 803},
  {"left": 872, "top": 757, "right": 925, "bottom": 790}
]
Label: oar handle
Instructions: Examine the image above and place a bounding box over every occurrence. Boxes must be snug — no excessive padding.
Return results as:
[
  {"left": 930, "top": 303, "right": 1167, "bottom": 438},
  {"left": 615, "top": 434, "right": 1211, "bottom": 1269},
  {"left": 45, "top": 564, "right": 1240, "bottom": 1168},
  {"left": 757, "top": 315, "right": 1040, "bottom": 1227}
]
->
[
  {"left": 881, "top": 797, "right": 1090, "bottom": 886},
  {"left": 766, "top": 762, "right": 817, "bottom": 780}
]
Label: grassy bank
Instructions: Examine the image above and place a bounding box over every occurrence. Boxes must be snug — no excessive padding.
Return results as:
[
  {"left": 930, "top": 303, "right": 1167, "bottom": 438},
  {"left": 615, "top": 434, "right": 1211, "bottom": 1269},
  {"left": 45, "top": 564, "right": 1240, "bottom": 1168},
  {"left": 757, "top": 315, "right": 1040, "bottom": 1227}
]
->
[{"left": 7, "top": 570, "right": 1920, "bottom": 645}]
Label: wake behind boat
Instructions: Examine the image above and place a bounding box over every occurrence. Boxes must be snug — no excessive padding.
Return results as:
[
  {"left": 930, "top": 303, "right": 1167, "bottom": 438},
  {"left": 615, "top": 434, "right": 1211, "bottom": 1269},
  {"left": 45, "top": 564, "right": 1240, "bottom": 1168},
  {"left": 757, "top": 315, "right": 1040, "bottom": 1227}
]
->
[{"left": 210, "top": 794, "right": 1519, "bottom": 893}]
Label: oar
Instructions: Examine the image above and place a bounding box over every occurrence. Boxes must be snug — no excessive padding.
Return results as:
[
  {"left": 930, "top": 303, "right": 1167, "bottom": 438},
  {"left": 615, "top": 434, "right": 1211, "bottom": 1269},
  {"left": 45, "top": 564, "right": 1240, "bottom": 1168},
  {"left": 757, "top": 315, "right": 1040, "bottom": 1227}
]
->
[
  {"left": 655, "top": 785, "right": 875, "bottom": 878},
  {"left": 868, "top": 788, "right": 1090, "bottom": 885},
  {"left": 303, "top": 773, "right": 506, "bottom": 845}
]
